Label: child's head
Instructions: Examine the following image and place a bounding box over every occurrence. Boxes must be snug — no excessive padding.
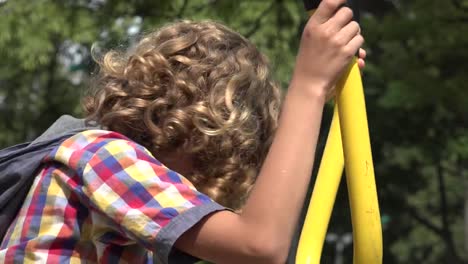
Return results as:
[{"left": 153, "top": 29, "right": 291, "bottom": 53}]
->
[{"left": 83, "top": 20, "right": 282, "bottom": 209}]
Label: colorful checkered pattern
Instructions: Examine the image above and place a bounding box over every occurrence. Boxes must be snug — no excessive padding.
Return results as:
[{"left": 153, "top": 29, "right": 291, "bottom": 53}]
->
[{"left": 0, "top": 130, "right": 219, "bottom": 263}]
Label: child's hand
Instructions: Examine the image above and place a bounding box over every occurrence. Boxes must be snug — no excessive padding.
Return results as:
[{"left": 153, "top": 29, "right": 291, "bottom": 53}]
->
[
  {"left": 358, "top": 48, "right": 366, "bottom": 70},
  {"left": 291, "top": 0, "right": 364, "bottom": 98}
]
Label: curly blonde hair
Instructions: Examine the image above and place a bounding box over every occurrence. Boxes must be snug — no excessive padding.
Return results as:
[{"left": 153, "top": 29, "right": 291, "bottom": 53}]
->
[{"left": 83, "top": 20, "right": 282, "bottom": 209}]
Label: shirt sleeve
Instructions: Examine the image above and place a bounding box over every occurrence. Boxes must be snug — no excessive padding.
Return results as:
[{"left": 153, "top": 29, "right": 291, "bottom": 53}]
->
[{"left": 56, "top": 131, "right": 226, "bottom": 264}]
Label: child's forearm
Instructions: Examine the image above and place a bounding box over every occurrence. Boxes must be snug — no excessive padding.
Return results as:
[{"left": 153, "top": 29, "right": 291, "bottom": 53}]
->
[
  {"left": 174, "top": 82, "right": 327, "bottom": 264},
  {"left": 175, "top": 0, "right": 363, "bottom": 261},
  {"left": 239, "top": 79, "right": 327, "bottom": 258}
]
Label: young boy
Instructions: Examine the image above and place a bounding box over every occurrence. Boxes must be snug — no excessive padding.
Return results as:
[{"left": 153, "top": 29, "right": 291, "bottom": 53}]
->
[{"left": 0, "top": 0, "right": 365, "bottom": 263}]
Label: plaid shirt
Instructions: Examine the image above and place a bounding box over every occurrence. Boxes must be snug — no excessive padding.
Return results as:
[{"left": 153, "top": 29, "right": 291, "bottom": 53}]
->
[{"left": 0, "top": 130, "right": 225, "bottom": 263}]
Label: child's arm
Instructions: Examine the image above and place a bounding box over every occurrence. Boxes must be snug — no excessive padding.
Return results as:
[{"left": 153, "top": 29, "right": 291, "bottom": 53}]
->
[{"left": 175, "top": 0, "right": 364, "bottom": 263}]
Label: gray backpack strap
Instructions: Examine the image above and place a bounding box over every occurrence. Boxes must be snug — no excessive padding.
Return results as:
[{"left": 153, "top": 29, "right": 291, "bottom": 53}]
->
[
  {"left": 32, "top": 115, "right": 99, "bottom": 144},
  {"left": 0, "top": 115, "right": 99, "bottom": 240}
]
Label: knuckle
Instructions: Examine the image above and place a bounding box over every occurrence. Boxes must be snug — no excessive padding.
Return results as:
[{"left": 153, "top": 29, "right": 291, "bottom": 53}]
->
[
  {"left": 322, "top": 0, "right": 333, "bottom": 9},
  {"left": 331, "top": 36, "right": 343, "bottom": 47},
  {"left": 343, "top": 47, "right": 355, "bottom": 58},
  {"left": 323, "top": 28, "right": 333, "bottom": 39},
  {"left": 350, "top": 21, "right": 359, "bottom": 27},
  {"left": 318, "top": 27, "right": 332, "bottom": 40},
  {"left": 342, "top": 7, "right": 353, "bottom": 18},
  {"left": 303, "top": 24, "right": 317, "bottom": 39},
  {"left": 357, "top": 35, "right": 365, "bottom": 44},
  {"left": 350, "top": 21, "right": 360, "bottom": 30},
  {"left": 324, "top": 0, "right": 340, "bottom": 10}
]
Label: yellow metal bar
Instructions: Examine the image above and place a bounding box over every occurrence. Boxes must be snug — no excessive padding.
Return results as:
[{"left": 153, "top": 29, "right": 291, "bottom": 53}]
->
[
  {"left": 296, "top": 106, "right": 344, "bottom": 264},
  {"left": 336, "top": 59, "right": 382, "bottom": 264},
  {"left": 296, "top": 5, "right": 382, "bottom": 263}
]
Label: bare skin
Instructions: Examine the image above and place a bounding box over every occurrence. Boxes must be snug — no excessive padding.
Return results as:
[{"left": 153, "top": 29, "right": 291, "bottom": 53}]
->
[{"left": 171, "top": 0, "right": 365, "bottom": 263}]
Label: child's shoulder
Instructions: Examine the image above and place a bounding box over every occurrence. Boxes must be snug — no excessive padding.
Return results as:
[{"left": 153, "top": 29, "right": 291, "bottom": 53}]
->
[
  {"left": 48, "top": 129, "right": 156, "bottom": 169},
  {"left": 60, "top": 129, "right": 134, "bottom": 150}
]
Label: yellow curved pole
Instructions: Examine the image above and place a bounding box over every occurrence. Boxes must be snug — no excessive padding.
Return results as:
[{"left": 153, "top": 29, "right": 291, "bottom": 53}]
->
[
  {"left": 296, "top": 2, "right": 382, "bottom": 263},
  {"left": 336, "top": 59, "right": 382, "bottom": 264},
  {"left": 296, "top": 105, "right": 344, "bottom": 264}
]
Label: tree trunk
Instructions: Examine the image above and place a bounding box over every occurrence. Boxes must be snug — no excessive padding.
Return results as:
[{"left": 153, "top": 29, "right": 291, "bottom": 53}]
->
[{"left": 464, "top": 175, "right": 468, "bottom": 255}]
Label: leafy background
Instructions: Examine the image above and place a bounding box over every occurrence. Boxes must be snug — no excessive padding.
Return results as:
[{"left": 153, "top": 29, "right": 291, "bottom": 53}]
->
[{"left": 1, "top": 0, "right": 467, "bottom": 263}]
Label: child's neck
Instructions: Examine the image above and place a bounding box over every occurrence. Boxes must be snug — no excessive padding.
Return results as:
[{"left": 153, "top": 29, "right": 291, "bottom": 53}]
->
[{"left": 155, "top": 151, "right": 194, "bottom": 177}]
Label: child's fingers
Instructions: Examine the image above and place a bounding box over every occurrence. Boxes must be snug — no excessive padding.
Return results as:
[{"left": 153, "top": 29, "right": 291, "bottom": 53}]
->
[
  {"left": 358, "top": 58, "right": 365, "bottom": 69},
  {"left": 313, "top": 0, "right": 348, "bottom": 24},
  {"left": 345, "top": 34, "right": 364, "bottom": 59},
  {"left": 327, "top": 7, "right": 354, "bottom": 31},
  {"left": 358, "top": 49, "right": 366, "bottom": 73},
  {"left": 359, "top": 48, "right": 366, "bottom": 60},
  {"left": 337, "top": 21, "right": 360, "bottom": 45}
]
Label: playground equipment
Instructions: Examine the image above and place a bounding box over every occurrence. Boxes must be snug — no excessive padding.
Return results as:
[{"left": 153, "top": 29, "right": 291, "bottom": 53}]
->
[{"left": 295, "top": 0, "right": 383, "bottom": 263}]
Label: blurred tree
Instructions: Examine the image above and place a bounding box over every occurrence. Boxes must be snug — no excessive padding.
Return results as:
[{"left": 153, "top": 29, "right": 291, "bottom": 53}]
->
[
  {"left": 362, "top": 0, "right": 468, "bottom": 263},
  {"left": 0, "top": 0, "right": 303, "bottom": 147}
]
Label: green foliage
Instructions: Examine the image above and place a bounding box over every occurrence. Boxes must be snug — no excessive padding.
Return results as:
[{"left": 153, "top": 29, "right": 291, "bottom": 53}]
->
[
  {"left": 0, "top": 0, "right": 303, "bottom": 146},
  {"left": 362, "top": 0, "right": 468, "bottom": 262},
  {"left": 0, "top": 0, "right": 467, "bottom": 263}
]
